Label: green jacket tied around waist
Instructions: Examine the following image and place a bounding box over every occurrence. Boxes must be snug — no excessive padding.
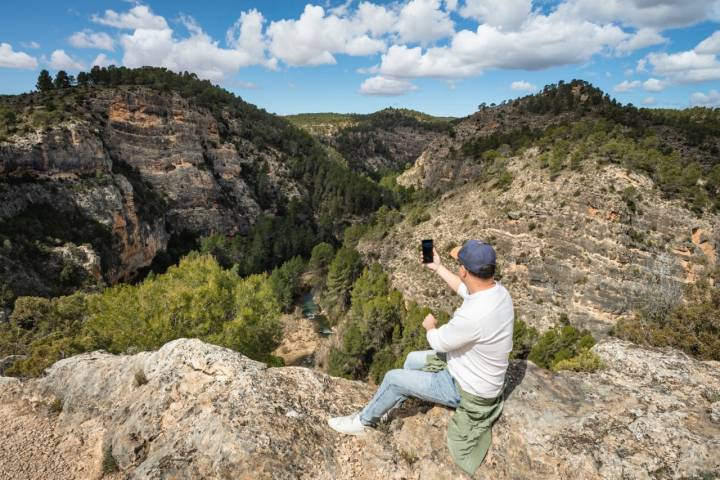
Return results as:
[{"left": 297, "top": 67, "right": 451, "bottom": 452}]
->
[{"left": 421, "top": 353, "right": 504, "bottom": 476}]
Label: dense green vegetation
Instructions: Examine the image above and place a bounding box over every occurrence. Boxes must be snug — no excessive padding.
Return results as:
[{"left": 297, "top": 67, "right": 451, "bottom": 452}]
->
[
  {"left": 531, "top": 117, "right": 720, "bottom": 212},
  {"left": 320, "top": 243, "right": 602, "bottom": 383},
  {"left": 461, "top": 80, "right": 719, "bottom": 212},
  {"left": 613, "top": 269, "right": 719, "bottom": 361},
  {"left": 332, "top": 109, "right": 454, "bottom": 177},
  {"left": 0, "top": 254, "right": 284, "bottom": 376},
  {"left": 508, "top": 316, "right": 603, "bottom": 373},
  {"left": 325, "top": 261, "right": 451, "bottom": 383},
  {"left": 285, "top": 109, "right": 455, "bottom": 131},
  {"left": 1, "top": 67, "right": 406, "bottom": 307}
]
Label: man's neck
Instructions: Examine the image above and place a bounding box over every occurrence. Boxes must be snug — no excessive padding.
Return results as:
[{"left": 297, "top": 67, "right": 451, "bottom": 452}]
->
[{"left": 465, "top": 278, "right": 496, "bottom": 295}]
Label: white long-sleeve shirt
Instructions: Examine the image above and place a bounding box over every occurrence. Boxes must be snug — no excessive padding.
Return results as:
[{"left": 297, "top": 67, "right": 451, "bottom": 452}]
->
[{"left": 426, "top": 281, "right": 514, "bottom": 398}]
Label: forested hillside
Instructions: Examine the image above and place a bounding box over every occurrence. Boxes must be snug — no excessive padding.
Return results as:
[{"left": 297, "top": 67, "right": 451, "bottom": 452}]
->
[
  {"left": 0, "top": 66, "right": 399, "bottom": 310},
  {"left": 1, "top": 77, "right": 718, "bottom": 387},
  {"left": 287, "top": 108, "right": 455, "bottom": 178}
]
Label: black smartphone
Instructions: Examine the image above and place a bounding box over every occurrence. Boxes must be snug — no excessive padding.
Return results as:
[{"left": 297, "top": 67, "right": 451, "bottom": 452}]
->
[{"left": 422, "top": 239, "right": 434, "bottom": 263}]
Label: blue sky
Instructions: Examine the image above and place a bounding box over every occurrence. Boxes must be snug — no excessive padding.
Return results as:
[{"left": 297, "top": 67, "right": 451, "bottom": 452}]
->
[{"left": 1, "top": 0, "right": 719, "bottom": 116}]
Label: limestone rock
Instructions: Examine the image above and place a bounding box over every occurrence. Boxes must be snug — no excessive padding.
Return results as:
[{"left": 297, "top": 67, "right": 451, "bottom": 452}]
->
[
  {"left": 361, "top": 158, "right": 719, "bottom": 335},
  {"left": 0, "top": 87, "right": 304, "bottom": 297},
  {"left": 0, "top": 338, "right": 718, "bottom": 479}
]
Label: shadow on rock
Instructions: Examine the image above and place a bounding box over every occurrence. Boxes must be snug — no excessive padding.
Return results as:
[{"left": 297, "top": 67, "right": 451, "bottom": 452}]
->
[{"left": 503, "top": 359, "right": 527, "bottom": 400}]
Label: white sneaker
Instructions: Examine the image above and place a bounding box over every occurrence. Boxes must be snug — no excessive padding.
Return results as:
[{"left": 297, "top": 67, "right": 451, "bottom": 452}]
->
[{"left": 327, "top": 412, "right": 367, "bottom": 436}]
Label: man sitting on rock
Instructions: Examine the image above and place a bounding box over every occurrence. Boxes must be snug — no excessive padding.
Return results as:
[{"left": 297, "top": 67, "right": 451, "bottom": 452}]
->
[{"left": 328, "top": 240, "right": 515, "bottom": 474}]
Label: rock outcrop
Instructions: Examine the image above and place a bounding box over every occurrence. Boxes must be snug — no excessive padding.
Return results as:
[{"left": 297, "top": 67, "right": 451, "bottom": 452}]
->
[
  {"left": 0, "top": 87, "right": 302, "bottom": 298},
  {"left": 364, "top": 154, "right": 719, "bottom": 336},
  {"left": 0, "top": 338, "right": 718, "bottom": 479}
]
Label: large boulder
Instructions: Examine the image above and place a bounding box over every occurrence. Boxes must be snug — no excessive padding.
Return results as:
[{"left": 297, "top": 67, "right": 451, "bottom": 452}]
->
[{"left": 0, "top": 338, "right": 718, "bottom": 479}]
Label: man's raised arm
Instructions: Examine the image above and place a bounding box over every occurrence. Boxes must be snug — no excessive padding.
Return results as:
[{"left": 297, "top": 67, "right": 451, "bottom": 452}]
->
[{"left": 423, "top": 248, "right": 462, "bottom": 293}]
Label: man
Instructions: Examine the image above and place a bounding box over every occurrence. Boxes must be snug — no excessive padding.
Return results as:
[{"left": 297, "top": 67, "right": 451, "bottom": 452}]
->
[{"left": 328, "top": 239, "right": 515, "bottom": 440}]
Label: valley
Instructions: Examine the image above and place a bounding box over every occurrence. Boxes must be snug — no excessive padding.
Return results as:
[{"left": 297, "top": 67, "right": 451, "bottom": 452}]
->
[{"left": 1, "top": 70, "right": 719, "bottom": 479}]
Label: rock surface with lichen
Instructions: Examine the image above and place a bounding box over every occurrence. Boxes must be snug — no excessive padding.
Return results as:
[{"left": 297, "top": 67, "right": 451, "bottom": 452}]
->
[{"left": 0, "top": 337, "right": 718, "bottom": 479}]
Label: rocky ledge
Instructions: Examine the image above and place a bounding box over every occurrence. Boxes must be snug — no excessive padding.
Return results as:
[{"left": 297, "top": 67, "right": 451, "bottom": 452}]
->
[{"left": 0, "top": 338, "right": 718, "bottom": 480}]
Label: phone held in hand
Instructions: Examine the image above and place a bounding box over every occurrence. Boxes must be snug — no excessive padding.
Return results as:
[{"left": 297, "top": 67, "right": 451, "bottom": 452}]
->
[{"left": 422, "top": 239, "right": 434, "bottom": 263}]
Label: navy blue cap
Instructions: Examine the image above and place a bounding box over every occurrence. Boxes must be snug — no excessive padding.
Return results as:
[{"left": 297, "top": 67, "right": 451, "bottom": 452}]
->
[{"left": 450, "top": 240, "right": 496, "bottom": 273}]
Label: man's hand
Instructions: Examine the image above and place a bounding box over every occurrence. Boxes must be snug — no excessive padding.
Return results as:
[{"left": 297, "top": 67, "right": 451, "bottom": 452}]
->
[
  {"left": 422, "top": 313, "right": 437, "bottom": 331},
  {"left": 422, "top": 248, "right": 442, "bottom": 272}
]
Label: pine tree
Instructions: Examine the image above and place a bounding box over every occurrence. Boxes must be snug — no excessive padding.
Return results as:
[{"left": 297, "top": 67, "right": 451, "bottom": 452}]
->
[
  {"left": 36, "top": 69, "right": 54, "bottom": 92},
  {"left": 320, "top": 247, "right": 363, "bottom": 323},
  {"left": 76, "top": 72, "right": 91, "bottom": 86},
  {"left": 54, "top": 70, "right": 71, "bottom": 89}
]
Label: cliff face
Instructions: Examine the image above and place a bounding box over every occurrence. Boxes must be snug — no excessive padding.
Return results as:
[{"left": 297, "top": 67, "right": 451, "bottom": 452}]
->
[
  {"left": 360, "top": 151, "right": 719, "bottom": 335},
  {"left": 369, "top": 85, "right": 719, "bottom": 336},
  {"left": 0, "top": 87, "right": 301, "bottom": 298},
  {"left": 0, "top": 338, "right": 717, "bottom": 479}
]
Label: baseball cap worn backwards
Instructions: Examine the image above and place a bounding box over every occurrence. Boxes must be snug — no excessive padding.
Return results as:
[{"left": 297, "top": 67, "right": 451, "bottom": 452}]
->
[{"left": 450, "top": 240, "right": 496, "bottom": 273}]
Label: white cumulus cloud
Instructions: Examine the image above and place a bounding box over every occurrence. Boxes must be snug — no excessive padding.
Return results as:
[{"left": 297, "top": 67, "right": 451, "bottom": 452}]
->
[
  {"left": 92, "top": 53, "right": 118, "bottom": 68},
  {"left": 89, "top": 4, "right": 275, "bottom": 81},
  {"left": 510, "top": 80, "right": 537, "bottom": 92},
  {"left": 690, "top": 89, "right": 720, "bottom": 106},
  {"left": 638, "top": 31, "right": 720, "bottom": 85},
  {"left": 69, "top": 30, "right": 115, "bottom": 50},
  {"left": 0, "top": 43, "right": 38, "bottom": 69},
  {"left": 613, "top": 80, "right": 641, "bottom": 92},
  {"left": 378, "top": 11, "right": 627, "bottom": 79},
  {"left": 359, "top": 75, "right": 418, "bottom": 95},
  {"left": 695, "top": 30, "right": 720, "bottom": 55},
  {"left": 48, "top": 49, "right": 84, "bottom": 70},
  {"left": 267, "top": 4, "right": 389, "bottom": 67},
  {"left": 642, "top": 77, "right": 666, "bottom": 92},
  {"left": 226, "top": 9, "right": 268, "bottom": 66},
  {"left": 92, "top": 5, "right": 168, "bottom": 30},
  {"left": 615, "top": 28, "right": 666, "bottom": 55},
  {"left": 641, "top": 96, "right": 656, "bottom": 106},
  {"left": 557, "top": 0, "right": 720, "bottom": 30},
  {"left": 395, "top": 0, "right": 454, "bottom": 45},
  {"left": 460, "top": 0, "right": 532, "bottom": 31}
]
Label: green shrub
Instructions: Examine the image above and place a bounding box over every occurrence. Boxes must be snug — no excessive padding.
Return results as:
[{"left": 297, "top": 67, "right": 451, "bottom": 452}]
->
[
  {"left": 528, "top": 324, "right": 596, "bottom": 371},
  {"left": 2, "top": 253, "right": 286, "bottom": 376},
  {"left": 406, "top": 206, "right": 431, "bottom": 226},
  {"left": 613, "top": 271, "right": 719, "bottom": 360},
  {"left": 102, "top": 445, "right": 119, "bottom": 475},
  {"left": 553, "top": 350, "right": 604, "bottom": 372},
  {"left": 48, "top": 397, "right": 63, "bottom": 414},
  {"left": 509, "top": 318, "right": 538, "bottom": 360},
  {"left": 342, "top": 224, "right": 368, "bottom": 247},
  {"left": 2, "top": 293, "right": 90, "bottom": 377},
  {"left": 496, "top": 170, "right": 514, "bottom": 190},
  {"left": 269, "top": 256, "right": 306, "bottom": 312}
]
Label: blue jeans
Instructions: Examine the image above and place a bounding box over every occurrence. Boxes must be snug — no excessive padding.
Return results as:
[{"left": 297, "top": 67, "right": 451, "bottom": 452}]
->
[{"left": 359, "top": 349, "right": 461, "bottom": 426}]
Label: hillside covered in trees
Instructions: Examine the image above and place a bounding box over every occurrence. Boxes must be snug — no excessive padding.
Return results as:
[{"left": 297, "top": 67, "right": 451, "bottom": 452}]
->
[
  {"left": 0, "top": 66, "right": 406, "bottom": 311},
  {"left": 1, "top": 75, "right": 718, "bottom": 390},
  {"left": 287, "top": 108, "right": 455, "bottom": 178}
]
